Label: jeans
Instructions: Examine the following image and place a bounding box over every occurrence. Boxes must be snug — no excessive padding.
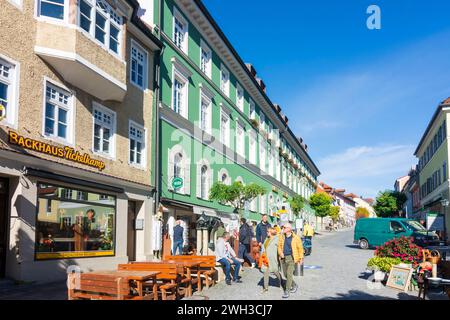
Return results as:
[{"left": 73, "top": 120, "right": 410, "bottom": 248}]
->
[
  {"left": 172, "top": 240, "right": 183, "bottom": 255},
  {"left": 218, "top": 257, "right": 241, "bottom": 281},
  {"left": 280, "top": 255, "right": 297, "bottom": 291},
  {"left": 238, "top": 243, "right": 255, "bottom": 264}
]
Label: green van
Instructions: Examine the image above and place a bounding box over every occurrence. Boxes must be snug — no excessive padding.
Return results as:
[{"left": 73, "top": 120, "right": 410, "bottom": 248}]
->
[{"left": 354, "top": 218, "right": 440, "bottom": 249}]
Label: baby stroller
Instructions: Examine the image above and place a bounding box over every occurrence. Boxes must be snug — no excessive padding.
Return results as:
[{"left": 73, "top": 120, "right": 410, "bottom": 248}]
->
[{"left": 303, "top": 237, "right": 312, "bottom": 256}]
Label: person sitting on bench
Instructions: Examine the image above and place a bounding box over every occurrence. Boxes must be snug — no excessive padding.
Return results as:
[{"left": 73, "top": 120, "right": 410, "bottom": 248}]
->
[{"left": 216, "top": 232, "right": 244, "bottom": 285}]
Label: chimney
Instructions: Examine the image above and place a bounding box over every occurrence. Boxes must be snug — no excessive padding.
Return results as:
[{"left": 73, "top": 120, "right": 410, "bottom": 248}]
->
[
  {"left": 273, "top": 104, "right": 281, "bottom": 113},
  {"left": 245, "top": 63, "right": 257, "bottom": 77},
  {"left": 256, "top": 77, "right": 266, "bottom": 93}
]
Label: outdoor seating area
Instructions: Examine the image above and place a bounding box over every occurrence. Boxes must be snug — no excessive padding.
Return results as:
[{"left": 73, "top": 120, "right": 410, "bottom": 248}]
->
[{"left": 67, "top": 256, "right": 217, "bottom": 300}]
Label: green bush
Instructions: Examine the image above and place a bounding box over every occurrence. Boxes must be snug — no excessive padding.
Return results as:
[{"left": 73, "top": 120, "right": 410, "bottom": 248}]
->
[{"left": 367, "top": 256, "right": 402, "bottom": 273}]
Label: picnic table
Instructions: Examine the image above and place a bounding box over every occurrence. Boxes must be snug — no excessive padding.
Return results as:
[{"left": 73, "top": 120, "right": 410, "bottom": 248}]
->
[
  {"left": 68, "top": 270, "right": 160, "bottom": 300},
  {"left": 163, "top": 260, "right": 200, "bottom": 295}
]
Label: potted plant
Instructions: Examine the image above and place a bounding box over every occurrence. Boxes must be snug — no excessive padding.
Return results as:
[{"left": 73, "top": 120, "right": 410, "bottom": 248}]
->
[
  {"left": 250, "top": 119, "right": 259, "bottom": 129},
  {"left": 367, "top": 257, "right": 402, "bottom": 281},
  {"left": 374, "top": 236, "right": 423, "bottom": 264}
]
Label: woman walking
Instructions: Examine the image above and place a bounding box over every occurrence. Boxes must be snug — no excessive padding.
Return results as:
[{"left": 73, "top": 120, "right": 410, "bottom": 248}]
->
[{"left": 262, "top": 227, "right": 282, "bottom": 293}]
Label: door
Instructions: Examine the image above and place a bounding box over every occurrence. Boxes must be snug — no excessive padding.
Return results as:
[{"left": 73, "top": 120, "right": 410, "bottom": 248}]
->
[
  {"left": 127, "top": 201, "right": 137, "bottom": 262},
  {"left": 0, "top": 178, "right": 9, "bottom": 278},
  {"left": 389, "top": 220, "right": 408, "bottom": 241}
]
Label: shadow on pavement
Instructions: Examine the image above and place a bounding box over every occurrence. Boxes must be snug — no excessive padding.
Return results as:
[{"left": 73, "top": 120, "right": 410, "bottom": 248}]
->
[
  {"left": 345, "top": 244, "right": 374, "bottom": 250},
  {"left": 320, "top": 290, "right": 416, "bottom": 300}
]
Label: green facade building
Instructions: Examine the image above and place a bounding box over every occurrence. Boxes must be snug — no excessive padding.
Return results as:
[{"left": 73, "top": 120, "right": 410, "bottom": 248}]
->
[{"left": 148, "top": 0, "right": 320, "bottom": 250}]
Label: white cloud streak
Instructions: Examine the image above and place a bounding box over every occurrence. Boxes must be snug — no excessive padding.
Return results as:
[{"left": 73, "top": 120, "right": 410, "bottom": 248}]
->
[{"left": 317, "top": 144, "right": 416, "bottom": 198}]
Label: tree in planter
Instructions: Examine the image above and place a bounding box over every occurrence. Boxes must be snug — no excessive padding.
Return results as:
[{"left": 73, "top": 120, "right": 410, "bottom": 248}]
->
[
  {"left": 374, "top": 190, "right": 407, "bottom": 217},
  {"left": 289, "top": 195, "right": 305, "bottom": 218},
  {"left": 355, "top": 207, "right": 370, "bottom": 220},
  {"left": 209, "top": 181, "right": 266, "bottom": 217},
  {"left": 309, "top": 193, "right": 333, "bottom": 229}
]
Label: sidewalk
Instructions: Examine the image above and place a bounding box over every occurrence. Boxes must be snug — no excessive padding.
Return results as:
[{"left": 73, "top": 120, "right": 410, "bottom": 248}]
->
[{"left": 0, "top": 279, "right": 67, "bottom": 300}]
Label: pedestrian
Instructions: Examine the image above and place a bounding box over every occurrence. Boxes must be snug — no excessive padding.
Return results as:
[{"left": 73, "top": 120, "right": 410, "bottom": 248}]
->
[
  {"left": 273, "top": 224, "right": 281, "bottom": 235},
  {"left": 262, "top": 227, "right": 282, "bottom": 293},
  {"left": 278, "top": 223, "right": 304, "bottom": 298},
  {"left": 172, "top": 219, "right": 184, "bottom": 255},
  {"left": 238, "top": 218, "right": 256, "bottom": 268},
  {"left": 303, "top": 221, "right": 314, "bottom": 241},
  {"left": 216, "top": 232, "right": 243, "bottom": 285},
  {"left": 256, "top": 214, "right": 271, "bottom": 248}
]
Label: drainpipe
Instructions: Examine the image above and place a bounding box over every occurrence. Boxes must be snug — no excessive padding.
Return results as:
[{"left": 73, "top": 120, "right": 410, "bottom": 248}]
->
[{"left": 153, "top": 0, "right": 164, "bottom": 216}]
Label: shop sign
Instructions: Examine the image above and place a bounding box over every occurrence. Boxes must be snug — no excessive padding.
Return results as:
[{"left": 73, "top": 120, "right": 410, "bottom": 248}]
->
[
  {"left": 171, "top": 176, "right": 183, "bottom": 189},
  {"left": 8, "top": 131, "right": 106, "bottom": 171}
]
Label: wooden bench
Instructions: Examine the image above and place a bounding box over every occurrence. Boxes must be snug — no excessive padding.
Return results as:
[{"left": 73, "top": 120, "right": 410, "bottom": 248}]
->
[
  {"left": 118, "top": 262, "right": 187, "bottom": 300},
  {"left": 67, "top": 272, "right": 151, "bottom": 300},
  {"left": 164, "top": 255, "right": 217, "bottom": 290}
]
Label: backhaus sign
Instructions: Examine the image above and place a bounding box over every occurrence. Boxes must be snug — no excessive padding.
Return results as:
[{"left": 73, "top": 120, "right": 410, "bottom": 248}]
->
[{"left": 8, "top": 131, "right": 106, "bottom": 171}]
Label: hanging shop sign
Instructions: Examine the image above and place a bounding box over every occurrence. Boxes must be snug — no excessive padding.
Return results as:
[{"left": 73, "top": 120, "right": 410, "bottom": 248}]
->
[
  {"left": 8, "top": 131, "right": 106, "bottom": 171},
  {"left": 171, "top": 176, "right": 184, "bottom": 189}
]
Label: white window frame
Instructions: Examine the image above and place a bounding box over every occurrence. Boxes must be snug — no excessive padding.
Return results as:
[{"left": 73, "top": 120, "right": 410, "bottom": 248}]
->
[
  {"left": 260, "top": 112, "right": 266, "bottom": 131},
  {"left": 236, "top": 83, "right": 244, "bottom": 112},
  {"left": 130, "top": 40, "right": 148, "bottom": 90},
  {"left": 199, "top": 39, "right": 212, "bottom": 78},
  {"left": 249, "top": 129, "right": 257, "bottom": 165},
  {"left": 249, "top": 99, "right": 255, "bottom": 119},
  {"left": 173, "top": 7, "right": 188, "bottom": 54},
  {"left": 220, "top": 110, "right": 230, "bottom": 148},
  {"left": 260, "top": 194, "right": 266, "bottom": 215},
  {"left": 92, "top": 102, "right": 116, "bottom": 159},
  {"left": 196, "top": 159, "right": 212, "bottom": 200},
  {"left": 36, "top": 0, "right": 69, "bottom": 23},
  {"left": 42, "top": 79, "right": 75, "bottom": 145},
  {"left": 0, "top": 54, "right": 20, "bottom": 129},
  {"left": 218, "top": 168, "right": 231, "bottom": 185},
  {"left": 220, "top": 64, "right": 230, "bottom": 97},
  {"left": 199, "top": 96, "right": 212, "bottom": 136},
  {"left": 168, "top": 145, "right": 190, "bottom": 195},
  {"left": 171, "top": 58, "right": 191, "bottom": 119},
  {"left": 236, "top": 122, "right": 245, "bottom": 158},
  {"left": 129, "top": 120, "right": 147, "bottom": 169},
  {"left": 76, "top": 0, "right": 123, "bottom": 58},
  {"left": 259, "top": 139, "right": 266, "bottom": 172}
]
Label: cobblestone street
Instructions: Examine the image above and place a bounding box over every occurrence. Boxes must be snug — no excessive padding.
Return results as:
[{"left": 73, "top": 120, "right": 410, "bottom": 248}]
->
[{"left": 189, "top": 229, "right": 448, "bottom": 300}]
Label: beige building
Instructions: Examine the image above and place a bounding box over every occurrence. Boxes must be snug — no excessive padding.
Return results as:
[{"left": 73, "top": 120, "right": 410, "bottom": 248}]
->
[{"left": 0, "top": 0, "right": 162, "bottom": 282}]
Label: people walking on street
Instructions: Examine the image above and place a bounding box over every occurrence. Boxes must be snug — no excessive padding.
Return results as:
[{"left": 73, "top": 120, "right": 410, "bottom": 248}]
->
[
  {"left": 278, "top": 223, "right": 304, "bottom": 298},
  {"left": 303, "top": 221, "right": 314, "bottom": 241},
  {"left": 216, "top": 232, "right": 243, "bottom": 285},
  {"left": 172, "top": 220, "right": 184, "bottom": 255},
  {"left": 262, "top": 227, "right": 282, "bottom": 293},
  {"left": 238, "top": 218, "right": 256, "bottom": 268},
  {"left": 256, "top": 214, "right": 271, "bottom": 247}
]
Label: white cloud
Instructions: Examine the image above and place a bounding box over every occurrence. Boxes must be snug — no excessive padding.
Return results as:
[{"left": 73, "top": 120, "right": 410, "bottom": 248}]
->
[{"left": 317, "top": 144, "right": 416, "bottom": 198}]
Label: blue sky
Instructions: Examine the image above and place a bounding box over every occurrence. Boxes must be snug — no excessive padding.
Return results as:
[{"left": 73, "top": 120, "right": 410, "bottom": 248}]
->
[{"left": 203, "top": 0, "right": 450, "bottom": 198}]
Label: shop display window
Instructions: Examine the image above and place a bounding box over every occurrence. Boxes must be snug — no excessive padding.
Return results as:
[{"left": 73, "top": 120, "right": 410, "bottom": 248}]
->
[{"left": 35, "top": 183, "right": 116, "bottom": 259}]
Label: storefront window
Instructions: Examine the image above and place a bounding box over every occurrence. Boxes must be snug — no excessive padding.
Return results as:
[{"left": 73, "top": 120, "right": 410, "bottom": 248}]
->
[{"left": 35, "top": 183, "right": 116, "bottom": 260}]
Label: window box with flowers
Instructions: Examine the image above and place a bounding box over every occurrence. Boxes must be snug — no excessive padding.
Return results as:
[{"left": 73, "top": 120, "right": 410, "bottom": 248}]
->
[{"left": 250, "top": 119, "right": 259, "bottom": 129}]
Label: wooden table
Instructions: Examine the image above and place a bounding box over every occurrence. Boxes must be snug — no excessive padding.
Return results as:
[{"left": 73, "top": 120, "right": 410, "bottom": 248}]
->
[
  {"left": 164, "top": 260, "right": 200, "bottom": 295},
  {"left": 83, "top": 270, "right": 160, "bottom": 298}
]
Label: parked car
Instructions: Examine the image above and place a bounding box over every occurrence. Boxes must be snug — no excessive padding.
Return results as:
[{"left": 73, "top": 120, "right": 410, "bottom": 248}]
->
[{"left": 353, "top": 218, "right": 440, "bottom": 249}]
